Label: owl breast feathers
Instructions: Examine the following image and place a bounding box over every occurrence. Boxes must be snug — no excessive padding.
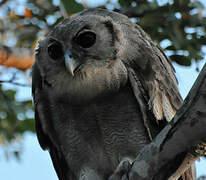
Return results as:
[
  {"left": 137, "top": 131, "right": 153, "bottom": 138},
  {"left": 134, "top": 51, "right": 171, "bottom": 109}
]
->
[{"left": 32, "top": 8, "right": 194, "bottom": 180}]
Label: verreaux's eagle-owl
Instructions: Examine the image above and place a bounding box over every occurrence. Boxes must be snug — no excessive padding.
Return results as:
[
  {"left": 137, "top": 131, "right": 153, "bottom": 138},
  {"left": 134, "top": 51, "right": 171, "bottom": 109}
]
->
[{"left": 32, "top": 8, "right": 195, "bottom": 180}]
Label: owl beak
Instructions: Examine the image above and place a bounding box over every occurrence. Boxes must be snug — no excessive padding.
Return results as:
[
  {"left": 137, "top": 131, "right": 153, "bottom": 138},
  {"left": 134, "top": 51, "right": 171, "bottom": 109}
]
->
[{"left": 64, "top": 50, "right": 79, "bottom": 76}]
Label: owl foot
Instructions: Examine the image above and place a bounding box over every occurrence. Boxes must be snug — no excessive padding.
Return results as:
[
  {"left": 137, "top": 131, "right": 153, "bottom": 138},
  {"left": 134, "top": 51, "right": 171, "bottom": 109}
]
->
[
  {"left": 193, "top": 142, "right": 206, "bottom": 156},
  {"left": 108, "top": 160, "right": 132, "bottom": 180}
]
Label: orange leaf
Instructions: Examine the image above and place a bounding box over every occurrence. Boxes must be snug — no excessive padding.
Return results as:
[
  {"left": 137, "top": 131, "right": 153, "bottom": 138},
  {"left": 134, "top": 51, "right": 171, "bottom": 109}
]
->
[
  {"left": 181, "top": 13, "right": 192, "bottom": 20},
  {"left": 67, "top": 13, "right": 72, "bottom": 17},
  {"left": 18, "top": 24, "right": 24, "bottom": 30},
  {"left": 24, "top": 8, "right": 32, "bottom": 18}
]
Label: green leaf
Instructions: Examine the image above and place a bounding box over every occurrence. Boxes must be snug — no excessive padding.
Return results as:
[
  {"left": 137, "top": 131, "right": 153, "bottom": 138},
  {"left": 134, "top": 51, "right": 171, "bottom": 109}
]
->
[
  {"left": 169, "top": 54, "right": 191, "bottom": 66},
  {"left": 17, "top": 118, "right": 35, "bottom": 133},
  {"left": 119, "top": 0, "right": 130, "bottom": 7},
  {"left": 165, "top": 45, "right": 176, "bottom": 51},
  {"left": 60, "top": 0, "right": 84, "bottom": 14}
]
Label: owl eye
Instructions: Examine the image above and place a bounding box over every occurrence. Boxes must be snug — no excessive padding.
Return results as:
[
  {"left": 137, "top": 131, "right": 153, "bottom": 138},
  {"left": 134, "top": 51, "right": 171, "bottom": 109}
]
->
[
  {"left": 75, "top": 31, "right": 96, "bottom": 48},
  {"left": 48, "top": 41, "right": 64, "bottom": 60}
]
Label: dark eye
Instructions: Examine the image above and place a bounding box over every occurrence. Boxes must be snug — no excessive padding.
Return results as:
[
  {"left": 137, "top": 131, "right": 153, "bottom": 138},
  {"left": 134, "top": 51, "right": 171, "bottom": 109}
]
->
[
  {"left": 48, "top": 41, "right": 64, "bottom": 60},
  {"left": 75, "top": 31, "right": 96, "bottom": 48}
]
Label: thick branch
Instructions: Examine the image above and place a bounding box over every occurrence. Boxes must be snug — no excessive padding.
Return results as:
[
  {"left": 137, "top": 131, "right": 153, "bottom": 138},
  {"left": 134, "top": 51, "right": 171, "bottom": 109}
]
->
[
  {"left": 128, "top": 63, "right": 206, "bottom": 179},
  {"left": 0, "top": 46, "right": 34, "bottom": 70}
]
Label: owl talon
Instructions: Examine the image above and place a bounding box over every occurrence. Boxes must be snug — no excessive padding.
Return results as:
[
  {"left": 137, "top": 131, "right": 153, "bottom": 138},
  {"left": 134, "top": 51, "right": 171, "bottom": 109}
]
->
[
  {"left": 108, "top": 160, "right": 131, "bottom": 180},
  {"left": 191, "top": 142, "right": 206, "bottom": 156},
  {"left": 195, "top": 142, "right": 206, "bottom": 156}
]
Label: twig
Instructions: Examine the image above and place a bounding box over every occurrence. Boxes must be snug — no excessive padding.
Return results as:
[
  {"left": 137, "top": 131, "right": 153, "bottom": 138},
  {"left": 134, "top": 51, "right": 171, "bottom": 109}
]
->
[
  {"left": 0, "top": 80, "right": 30, "bottom": 87},
  {"left": 0, "top": 0, "right": 8, "bottom": 7}
]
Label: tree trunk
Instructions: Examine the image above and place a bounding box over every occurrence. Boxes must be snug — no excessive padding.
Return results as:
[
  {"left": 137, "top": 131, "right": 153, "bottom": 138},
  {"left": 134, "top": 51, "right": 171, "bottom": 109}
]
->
[{"left": 127, "top": 63, "right": 206, "bottom": 179}]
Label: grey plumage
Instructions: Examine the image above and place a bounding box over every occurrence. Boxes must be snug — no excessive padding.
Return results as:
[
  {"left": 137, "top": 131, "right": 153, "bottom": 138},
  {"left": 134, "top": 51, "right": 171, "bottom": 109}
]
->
[{"left": 32, "top": 8, "right": 194, "bottom": 180}]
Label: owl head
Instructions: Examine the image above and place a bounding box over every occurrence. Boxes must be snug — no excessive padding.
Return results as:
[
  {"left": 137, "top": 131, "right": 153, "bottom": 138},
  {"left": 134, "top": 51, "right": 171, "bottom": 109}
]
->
[{"left": 34, "top": 8, "right": 159, "bottom": 104}]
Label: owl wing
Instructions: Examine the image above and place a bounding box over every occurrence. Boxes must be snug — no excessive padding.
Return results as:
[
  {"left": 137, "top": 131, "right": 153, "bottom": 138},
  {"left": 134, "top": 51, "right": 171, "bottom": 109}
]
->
[
  {"left": 32, "top": 62, "right": 74, "bottom": 180},
  {"left": 126, "top": 25, "right": 195, "bottom": 180},
  {"left": 125, "top": 25, "right": 182, "bottom": 138}
]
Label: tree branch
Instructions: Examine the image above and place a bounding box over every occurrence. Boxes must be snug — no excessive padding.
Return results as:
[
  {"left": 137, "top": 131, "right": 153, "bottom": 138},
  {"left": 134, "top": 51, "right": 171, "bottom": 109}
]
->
[
  {"left": 0, "top": 71, "right": 30, "bottom": 87},
  {"left": 128, "top": 63, "right": 206, "bottom": 179},
  {"left": 0, "top": 45, "right": 34, "bottom": 70},
  {"left": 0, "top": 80, "right": 30, "bottom": 87}
]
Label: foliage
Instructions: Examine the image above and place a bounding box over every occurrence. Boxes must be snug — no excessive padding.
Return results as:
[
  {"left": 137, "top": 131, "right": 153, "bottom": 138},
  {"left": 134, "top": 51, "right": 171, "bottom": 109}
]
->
[
  {"left": 0, "top": 0, "right": 205, "bottom": 159},
  {"left": 118, "top": 0, "right": 206, "bottom": 67},
  {"left": 0, "top": 0, "right": 64, "bottom": 158},
  {"left": 198, "top": 176, "right": 206, "bottom": 180},
  {"left": 0, "top": 85, "right": 34, "bottom": 141}
]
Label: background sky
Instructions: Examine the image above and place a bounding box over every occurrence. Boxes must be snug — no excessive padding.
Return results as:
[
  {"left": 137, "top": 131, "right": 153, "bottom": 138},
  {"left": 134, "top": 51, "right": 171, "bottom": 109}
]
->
[{"left": 0, "top": 0, "right": 206, "bottom": 179}]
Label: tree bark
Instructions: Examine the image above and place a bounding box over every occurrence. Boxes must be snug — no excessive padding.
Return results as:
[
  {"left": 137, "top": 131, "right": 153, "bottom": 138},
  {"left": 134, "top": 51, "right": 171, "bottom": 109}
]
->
[{"left": 127, "top": 63, "right": 206, "bottom": 179}]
